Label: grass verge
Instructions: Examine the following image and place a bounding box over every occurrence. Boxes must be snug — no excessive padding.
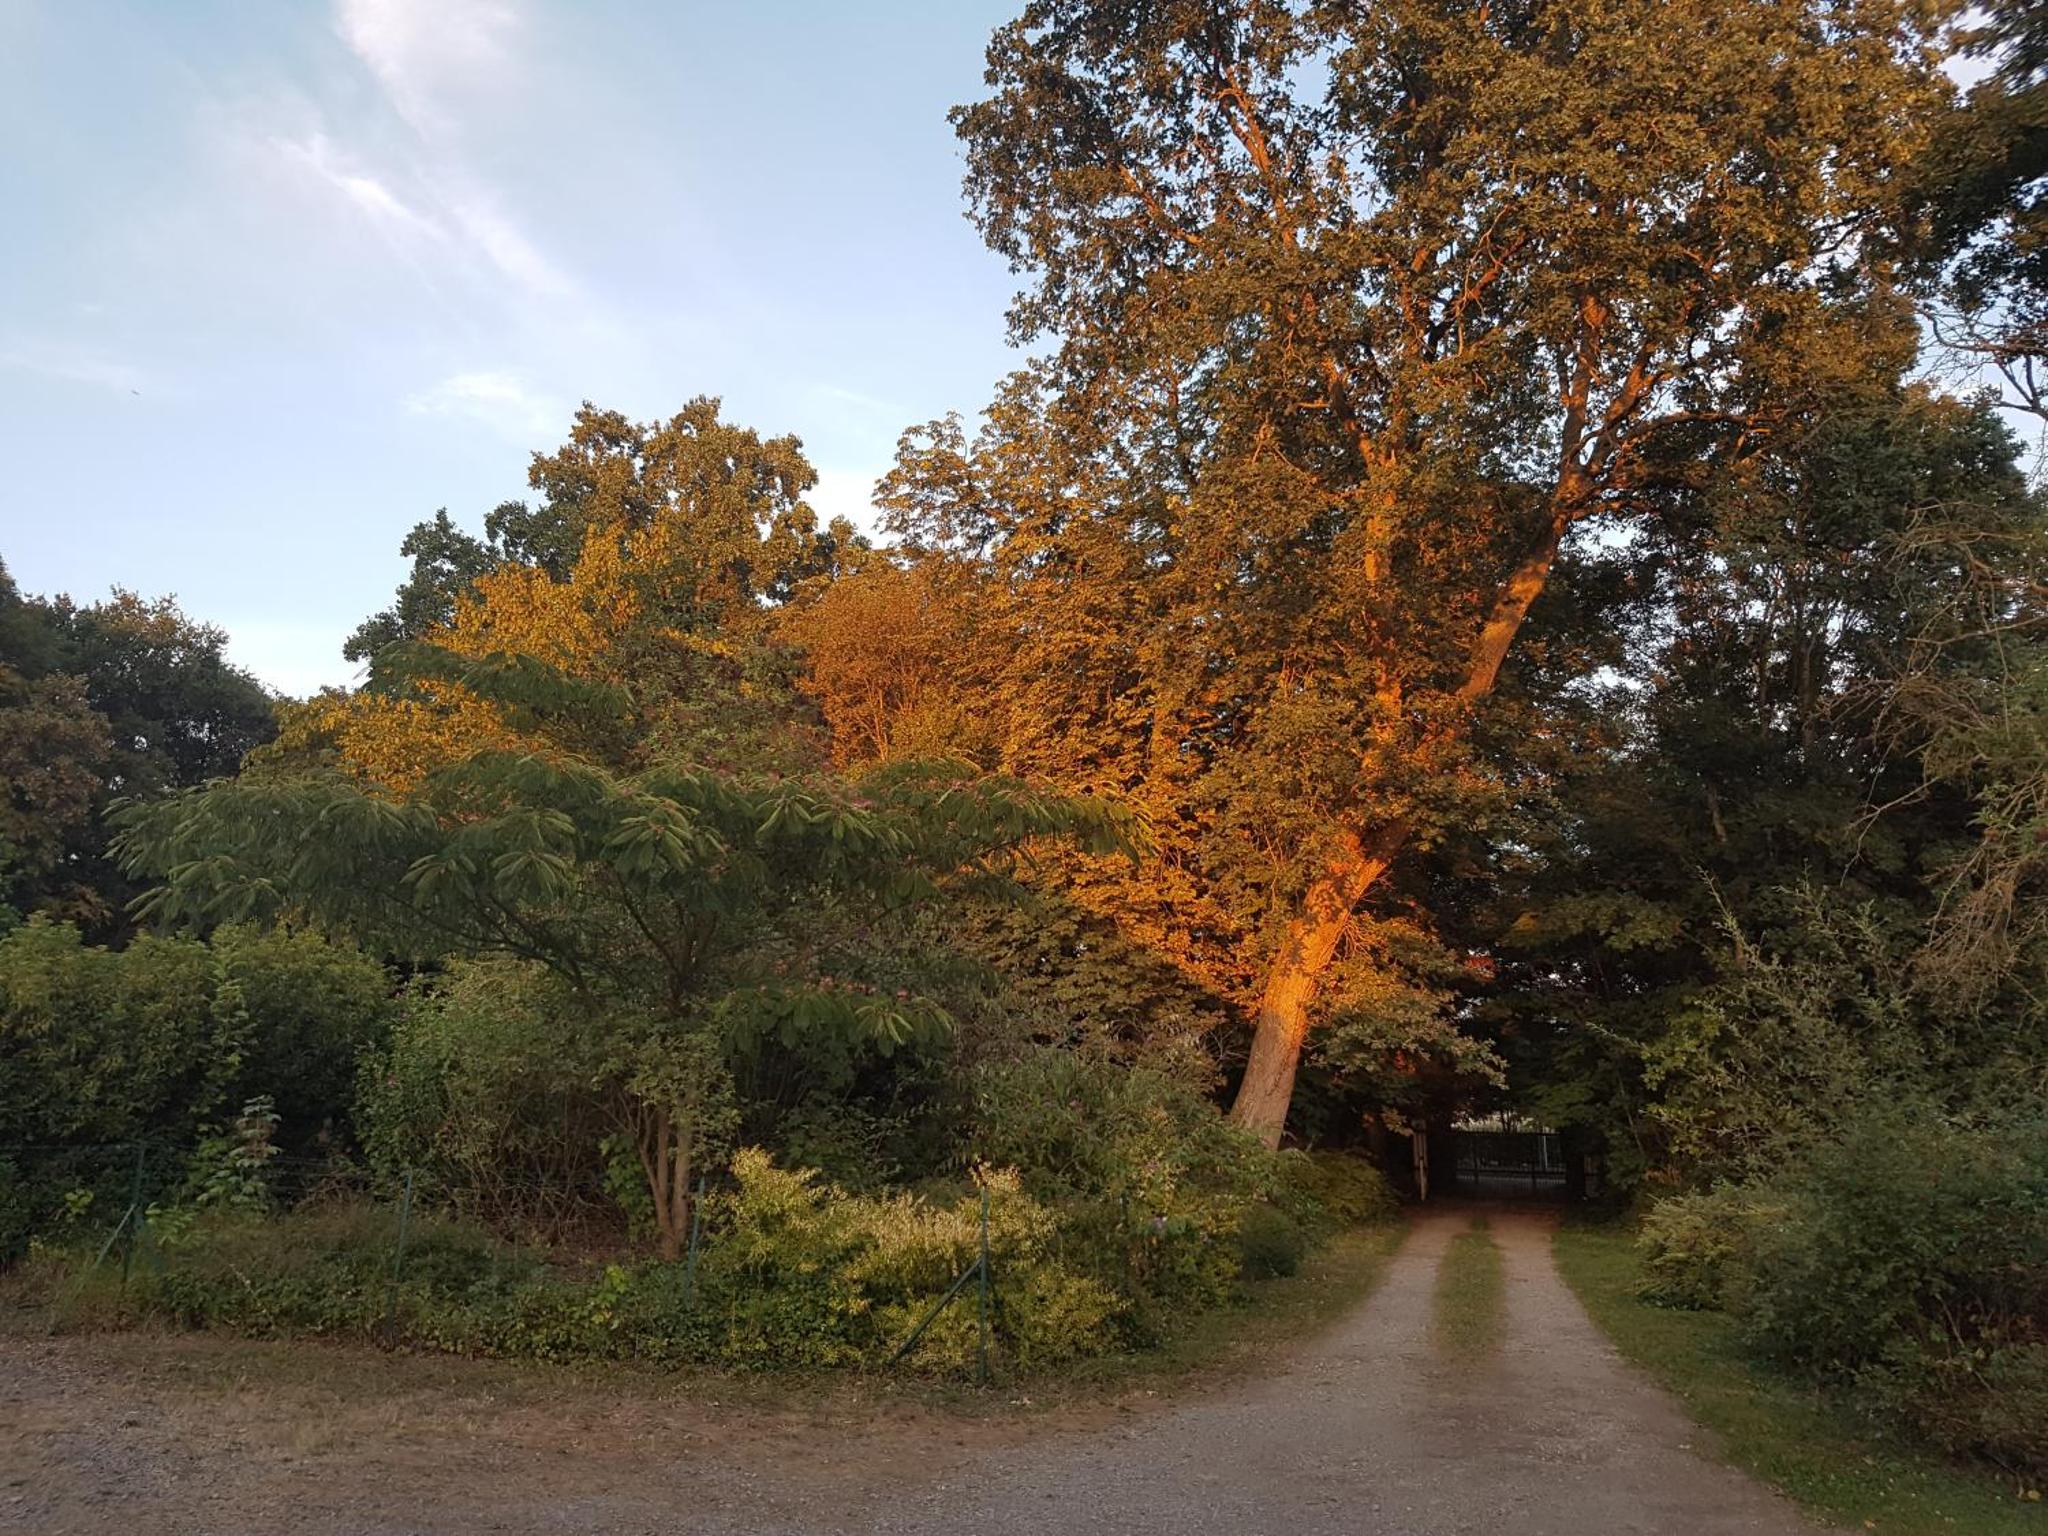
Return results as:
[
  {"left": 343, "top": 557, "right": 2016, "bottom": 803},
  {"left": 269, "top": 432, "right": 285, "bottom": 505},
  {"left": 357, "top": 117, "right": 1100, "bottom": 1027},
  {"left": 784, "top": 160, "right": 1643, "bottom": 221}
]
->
[
  {"left": 1431, "top": 1217, "right": 1505, "bottom": 1365},
  {"left": 1554, "top": 1220, "right": 2045, "bottom": 1534},
  {"left": 1039, "top": 1220, "right": 1410, "bottom": 1404}
]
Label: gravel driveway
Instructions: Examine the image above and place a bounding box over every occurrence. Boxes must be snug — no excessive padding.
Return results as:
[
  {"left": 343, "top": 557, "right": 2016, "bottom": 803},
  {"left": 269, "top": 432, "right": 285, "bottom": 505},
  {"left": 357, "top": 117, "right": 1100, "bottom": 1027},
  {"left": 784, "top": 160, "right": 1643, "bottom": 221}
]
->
[{"left": 2, "top": 1207, "right": 1825, "bottom": 1535}]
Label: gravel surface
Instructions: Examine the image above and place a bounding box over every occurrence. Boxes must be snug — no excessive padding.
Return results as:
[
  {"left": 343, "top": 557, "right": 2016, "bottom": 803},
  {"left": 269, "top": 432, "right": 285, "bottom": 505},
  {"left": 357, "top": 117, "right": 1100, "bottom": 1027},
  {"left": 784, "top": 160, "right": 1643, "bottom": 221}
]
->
[
  {"left": 840, "top": 1208, "right": 1824, "bottom": 1536},
  {"left": 2, "top": 1207, "right": 1829, "bottom": 1535}
]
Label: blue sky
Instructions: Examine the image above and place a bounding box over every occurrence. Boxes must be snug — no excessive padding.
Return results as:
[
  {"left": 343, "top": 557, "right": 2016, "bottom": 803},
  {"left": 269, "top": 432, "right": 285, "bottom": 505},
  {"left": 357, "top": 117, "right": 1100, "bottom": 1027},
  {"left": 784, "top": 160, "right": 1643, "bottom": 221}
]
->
[{"left": 0, "top": 0, "right": 1023, "bottom": 695}]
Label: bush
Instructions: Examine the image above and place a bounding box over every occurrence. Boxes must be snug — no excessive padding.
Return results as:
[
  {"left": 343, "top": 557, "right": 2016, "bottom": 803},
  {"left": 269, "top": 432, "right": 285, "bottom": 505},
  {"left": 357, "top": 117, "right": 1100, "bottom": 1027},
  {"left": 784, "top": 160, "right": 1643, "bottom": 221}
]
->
[
  {"left": 0, "top": 920, "right": 232, "bottom": 1150},
  {"left": 1236, "top": 1204, "right": 1307, "bottom": 1279},
  {"left": 0, "top": 920, "right": 391, "bottom": 1258},
  {"left": 1000, "top": 1261, "right": 1124, "bottom": 1367},
  {"left": 0, "top": 920, "right": 391, "bottom": 1156},
  {"left": 705, "top": 1148, "right": 1119, "bottom": 1369},
  {"left": 967, "top": 1050, "right": 1283, "bottom": 1207},
  {"left": 355, "top": 960, "right": 617, "bottom": 1237},
  {"left": 132, "top": 1205, "right": 524, "bottom": 1339},
  {"left": 11, "top": 962, "right": 1326, "bottom": 1368},
  {"left": 358, "top": 961, "right": 745, "bottom": 1263},
  {"left": 967, "top": 1051, "right": 1342, "bottom": 1324},
  {"left": 1634, "top": 1187, "right": 1779, "bottom": 1311},
  {"left": 1281, "top": 1150, "right": 1399, "bottom": 1230},
  {"left": 1737, "top": 1108, "right": 2048, "bottom": 1476},
  {"left": 15, "top": 1149, "right": 1143, "bottom": 1374},
  {"left": 209, "top": 925, "right": 396, "bottom": 1151}
]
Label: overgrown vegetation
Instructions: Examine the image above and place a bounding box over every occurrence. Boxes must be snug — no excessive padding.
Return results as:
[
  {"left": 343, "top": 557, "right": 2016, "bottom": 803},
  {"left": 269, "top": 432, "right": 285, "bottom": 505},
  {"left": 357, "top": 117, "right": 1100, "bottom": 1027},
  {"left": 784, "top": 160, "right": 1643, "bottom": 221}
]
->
[
  {"left": 5, "top": 1016, "right": 1389, "bottom": 1372},
  {"left": 1, "top": 429, "right": 1393, "bottom": 1368},
  {"left": 1629, "top": 1113, "right": 2048, "bottom": 1481}
]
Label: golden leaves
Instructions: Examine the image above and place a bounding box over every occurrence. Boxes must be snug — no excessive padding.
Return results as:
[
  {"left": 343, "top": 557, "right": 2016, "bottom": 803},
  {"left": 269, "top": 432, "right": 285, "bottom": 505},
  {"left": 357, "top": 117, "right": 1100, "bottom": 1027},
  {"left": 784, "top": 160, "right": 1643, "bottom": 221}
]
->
[{"left": 317, "top": 513, "right": 674, "bottom": 792}]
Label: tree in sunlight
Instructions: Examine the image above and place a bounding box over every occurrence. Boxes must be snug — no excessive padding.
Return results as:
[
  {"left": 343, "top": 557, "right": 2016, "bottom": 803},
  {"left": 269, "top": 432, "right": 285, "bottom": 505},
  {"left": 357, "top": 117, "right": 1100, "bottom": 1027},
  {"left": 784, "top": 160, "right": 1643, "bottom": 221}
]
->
[{"left": 875, "top": 0, "right": 1959, "bottom": 1142}]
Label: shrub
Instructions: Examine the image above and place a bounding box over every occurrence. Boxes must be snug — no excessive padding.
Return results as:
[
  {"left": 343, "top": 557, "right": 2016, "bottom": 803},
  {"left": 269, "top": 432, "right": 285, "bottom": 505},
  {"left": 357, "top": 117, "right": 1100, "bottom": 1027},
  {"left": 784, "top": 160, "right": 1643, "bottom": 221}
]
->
[
  {"left": 704, "top": 1148, "right": 1118, "bottom": 1370},
  {"left": 1634, "top": 1187, "right": 1779, "bottom": 1311},
  {"left": 966, "top": 1050, "right": 1332, "bottom": 1324},
  {"left": 209, "top": 925, "right": 396, "bottom": 1151},
  {"left": 0, "top": 919, "right": 391, "bottom": 1259},
  {"left": 0, "top": 920, "right": 231, "bottom": 1150},
  {"left": 187, "top": 1097, "right": 282, "bottom": 1213},
  {"left": 131, "top": 1205, "right": 520, "bottom": 1338},
  {"left": 998, "top": 1262, "right": 1121, "bottom": 1366},
  {"left": 1737, "top": 1108, "right": 2048, "bottom": 1476},
  {"left": 1281, "top": 1150, "right": 1399, "bottom": 1229},
  {"left": 355, "top": 960, "right": 617, "bottom": 1236},
  {"left": 28, "top": 1149, "right": 1131, "bottom": 1375},
  {"left": 967, "top": 1050, "right": 1282, "bottom": 1206},
  {"left": 0, "top": 920, "right": 392, "bottom": 1155},
  {"left": 776, "top": 1099, "right": 914, "bottom": 1191},
  {"left": 1236, "top": 1204, "right": 1307, "bottom": 1279},
  {"left": 358, "top": 960, "right": 744, "bottom": 1261}
]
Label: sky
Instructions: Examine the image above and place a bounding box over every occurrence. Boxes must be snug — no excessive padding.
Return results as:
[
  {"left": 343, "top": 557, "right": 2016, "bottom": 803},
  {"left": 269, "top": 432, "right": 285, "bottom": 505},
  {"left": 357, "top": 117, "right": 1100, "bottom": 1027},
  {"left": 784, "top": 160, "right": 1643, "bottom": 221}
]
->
[{"left": 0, "top": 0, "right": 1024, "bottom": 695}]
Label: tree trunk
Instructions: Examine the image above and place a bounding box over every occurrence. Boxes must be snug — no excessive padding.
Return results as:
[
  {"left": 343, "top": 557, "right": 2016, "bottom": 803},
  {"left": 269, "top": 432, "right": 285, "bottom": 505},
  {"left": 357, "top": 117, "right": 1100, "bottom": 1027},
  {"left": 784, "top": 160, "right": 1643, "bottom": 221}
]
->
[
  {"left": 1228, "top": 504, "right": 1577, "bottom": 1146},
  {"left": 1230, "top": 828, "right": 1403, "bottom": 1146},
  {"left": 641, "top": 1107, "right": 677, "bottom": 1261},
  {"left": 641, "top": 1104, "right": 698, "bottom": 1264},
  {"left": 1229, "top": 909, "right": 1347, "bottom": 1148}
]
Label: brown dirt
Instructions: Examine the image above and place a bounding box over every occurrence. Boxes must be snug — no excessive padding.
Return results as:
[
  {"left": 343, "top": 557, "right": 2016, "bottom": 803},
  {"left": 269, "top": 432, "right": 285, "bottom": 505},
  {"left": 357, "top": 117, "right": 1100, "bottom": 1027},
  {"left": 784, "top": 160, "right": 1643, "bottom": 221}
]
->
[{"left": 0, "top": 1208, "right": 1834, "bottom": 1535}]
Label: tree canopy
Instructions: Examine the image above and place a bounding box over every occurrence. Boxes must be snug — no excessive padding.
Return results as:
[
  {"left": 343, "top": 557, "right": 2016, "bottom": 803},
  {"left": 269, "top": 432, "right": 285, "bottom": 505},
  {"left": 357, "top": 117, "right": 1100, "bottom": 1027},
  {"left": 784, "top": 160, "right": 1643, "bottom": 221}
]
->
[
  {"left": 843, "top": 0, "right": 1958, "bottom": 1140},
  {"left": 0, "top": 560, "right": 274, "bottom": 937}
]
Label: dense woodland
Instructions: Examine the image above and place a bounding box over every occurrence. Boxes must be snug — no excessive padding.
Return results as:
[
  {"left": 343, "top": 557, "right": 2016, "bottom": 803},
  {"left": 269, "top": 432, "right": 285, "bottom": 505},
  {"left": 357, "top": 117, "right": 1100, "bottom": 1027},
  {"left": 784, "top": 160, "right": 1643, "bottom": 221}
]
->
[{"left": 2, "top": 0, "right": 2044, "bottom": 1484}]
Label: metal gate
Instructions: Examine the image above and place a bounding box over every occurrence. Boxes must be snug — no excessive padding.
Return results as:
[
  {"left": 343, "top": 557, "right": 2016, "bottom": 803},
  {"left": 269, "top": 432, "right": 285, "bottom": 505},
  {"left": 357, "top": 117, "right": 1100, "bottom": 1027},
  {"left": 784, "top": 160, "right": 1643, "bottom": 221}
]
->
[{"left": 1451, "top": 1128, "right": 1567, "bottom": 1197}]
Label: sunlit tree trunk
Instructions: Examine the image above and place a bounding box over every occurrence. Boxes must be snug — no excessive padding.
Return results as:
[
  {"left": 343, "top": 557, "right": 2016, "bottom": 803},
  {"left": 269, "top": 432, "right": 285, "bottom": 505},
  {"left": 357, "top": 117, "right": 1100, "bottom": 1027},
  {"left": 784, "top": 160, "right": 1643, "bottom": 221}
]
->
[
  {"left": 1230, "top": 830, "right": 1402, "bottom": 1145},
  {"left": 1229, "top": 508, "right": 1575, "bottom": 1145}
]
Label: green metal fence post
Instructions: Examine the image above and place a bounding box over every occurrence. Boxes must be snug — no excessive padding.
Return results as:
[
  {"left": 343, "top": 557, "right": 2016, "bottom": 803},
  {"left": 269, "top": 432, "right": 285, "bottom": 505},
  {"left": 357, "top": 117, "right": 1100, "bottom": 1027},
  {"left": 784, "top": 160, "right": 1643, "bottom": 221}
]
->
[
  {"left": 88, "top": 1207, "right": 131, "bottom": 1275},
  {"left": 682, "top": 1176, "right": 706, "bottom": 1305},
  {"left": 888, "top": 1253, "right": 984, "bottom": 1367},
  {"left": 976, "top": 1185, "right": 991, "bottom": 1387},
  {"left": 119, "top": 1143, "right": 145, "bottom": 1291},
  {"left": 385, "top": 1168, "right": 416, "bottom": 1325},
  {"left": 1119, "top": 1191, "right": 1133, "bottom": 1294}
]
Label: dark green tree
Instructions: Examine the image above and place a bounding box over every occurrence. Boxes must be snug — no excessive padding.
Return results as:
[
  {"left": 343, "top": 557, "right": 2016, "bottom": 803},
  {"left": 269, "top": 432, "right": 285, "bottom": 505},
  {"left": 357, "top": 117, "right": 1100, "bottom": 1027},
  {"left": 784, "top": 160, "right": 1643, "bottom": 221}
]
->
[
  {"left": 1915, "top": 0, "right": 2048, "bottom": 421},
  {"left": 344, "top": 510, "right": 502, "bottom": 663},
  {"left": 0, "top": 561, "right": 274, "bottom": 936},
  {"left": 115, "top": 648, "right": 1137, "bottom": 1256},
  {"left": 1485, "top": 385, "right": 2046, "bottom": 1185}
]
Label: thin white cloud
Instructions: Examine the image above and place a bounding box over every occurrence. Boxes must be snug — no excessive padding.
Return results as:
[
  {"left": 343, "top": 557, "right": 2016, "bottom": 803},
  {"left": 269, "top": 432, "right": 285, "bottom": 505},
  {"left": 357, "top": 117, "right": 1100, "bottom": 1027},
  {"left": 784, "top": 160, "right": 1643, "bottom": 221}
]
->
[
  {"left": 405, "top": 369, "right": 561, "bottom": 439},
  {"left": 272, "top": 132, "right": 443, "bottom": 243},
  {"left": 815, "top": 383, "right": 904, "bottom": 418},
  {"left": 0, "top": 341, "right": 149, "bottom": 395},
  {"left": 450, "top": 196, "right": 575, "bottom": 301},
  {"left": 326, "top": 1, "right": 579, "bottom": 307},
  {"left": 338, "top": 170, "right": 427, "bottom": 228},
  {"left": 334, "top": 0, "right": 522, "bottom": 140},
  {"left": 266, "top": 128, "right": 579, "bottom": 308}
]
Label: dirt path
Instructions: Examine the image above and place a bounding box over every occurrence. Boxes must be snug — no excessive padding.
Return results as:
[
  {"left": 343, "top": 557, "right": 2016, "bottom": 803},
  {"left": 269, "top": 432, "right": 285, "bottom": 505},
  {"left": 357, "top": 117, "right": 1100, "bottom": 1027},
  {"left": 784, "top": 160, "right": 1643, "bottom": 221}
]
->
[{"left": 2, "top": 1208, "right": 1826, "bottom": 1535}]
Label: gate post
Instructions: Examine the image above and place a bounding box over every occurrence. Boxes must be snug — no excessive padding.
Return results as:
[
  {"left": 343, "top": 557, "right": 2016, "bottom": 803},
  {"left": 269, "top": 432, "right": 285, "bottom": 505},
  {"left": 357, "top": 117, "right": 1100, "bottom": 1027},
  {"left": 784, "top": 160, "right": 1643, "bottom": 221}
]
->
[{"left": 1561, "top": 1126, "right": 1587, "bottom": 1203}]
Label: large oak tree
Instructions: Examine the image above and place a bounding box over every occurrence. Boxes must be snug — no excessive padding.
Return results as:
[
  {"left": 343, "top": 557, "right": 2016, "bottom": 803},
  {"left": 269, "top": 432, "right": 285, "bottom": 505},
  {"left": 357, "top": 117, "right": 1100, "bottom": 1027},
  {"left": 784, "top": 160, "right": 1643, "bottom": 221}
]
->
[{"left": 891, "top": 0, "right": 1956, "bottom": 1141}]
